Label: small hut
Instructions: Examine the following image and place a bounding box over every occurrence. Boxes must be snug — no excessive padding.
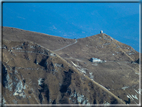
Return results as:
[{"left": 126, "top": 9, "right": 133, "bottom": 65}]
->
[
  {"left": 90, "top": 58, "right": 102, "bottom": 63},
  {"left": 100, "top": 30, "right": 103, "bottom": 34}
]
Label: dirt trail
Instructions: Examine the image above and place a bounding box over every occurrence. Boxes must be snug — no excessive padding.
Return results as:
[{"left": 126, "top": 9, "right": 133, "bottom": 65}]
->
[{"left": 54, "top": 39, "right": 77, "bottom": 52}]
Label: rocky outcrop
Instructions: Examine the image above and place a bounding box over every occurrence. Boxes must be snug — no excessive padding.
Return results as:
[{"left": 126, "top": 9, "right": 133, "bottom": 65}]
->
[{"left": 60, "top": 69, "right": 73, "bottom": 93}]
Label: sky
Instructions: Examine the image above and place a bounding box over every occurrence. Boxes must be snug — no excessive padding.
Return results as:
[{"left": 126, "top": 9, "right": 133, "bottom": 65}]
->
[{"left": 2, "top": 2, "right": 140, "bottom": 52}]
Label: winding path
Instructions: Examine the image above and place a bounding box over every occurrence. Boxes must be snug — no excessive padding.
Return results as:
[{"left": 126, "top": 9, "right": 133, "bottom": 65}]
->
[{"left": 54, "top": 39, "right": 77, "bottom": 52}]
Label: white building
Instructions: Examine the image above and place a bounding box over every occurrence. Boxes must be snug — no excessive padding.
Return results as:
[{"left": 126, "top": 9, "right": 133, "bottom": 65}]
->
[
  {"left": 90, "top": 58, "right": 102, "bottom": 63},
  {"left": 100, "top": 30, "right": 103, "bottom": 34}
]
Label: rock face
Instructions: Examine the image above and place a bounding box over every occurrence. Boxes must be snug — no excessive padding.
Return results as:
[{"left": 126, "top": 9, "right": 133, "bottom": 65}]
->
[{"left": 1, "top": 27, "right": 140, "bottom": 105}]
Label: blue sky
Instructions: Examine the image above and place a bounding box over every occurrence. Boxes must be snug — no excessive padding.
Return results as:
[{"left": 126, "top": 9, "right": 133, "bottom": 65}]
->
[{"left": 3, "top": 2, "right": 140, "bottom": 52}]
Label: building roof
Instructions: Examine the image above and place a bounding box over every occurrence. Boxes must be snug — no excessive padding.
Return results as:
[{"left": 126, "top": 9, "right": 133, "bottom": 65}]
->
[{"left": 91, "top": 58, "right": 101, "bottom": 60}]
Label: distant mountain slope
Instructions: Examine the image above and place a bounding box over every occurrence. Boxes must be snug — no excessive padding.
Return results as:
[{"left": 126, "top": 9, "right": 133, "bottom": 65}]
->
[
  {"left": 3, "top": 4, "right": 84, "bottom": 38},
  {"left": 1, "top": 27, "right": 140, "bottom": 105}
]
